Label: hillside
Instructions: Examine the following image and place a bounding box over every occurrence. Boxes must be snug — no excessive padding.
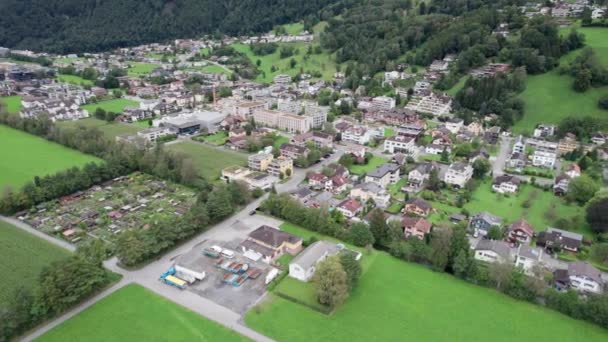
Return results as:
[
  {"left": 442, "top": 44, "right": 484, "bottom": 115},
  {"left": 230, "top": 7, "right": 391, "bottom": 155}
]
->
[{"left": 0, "top": 0, "right": 353, "bottom": 53}]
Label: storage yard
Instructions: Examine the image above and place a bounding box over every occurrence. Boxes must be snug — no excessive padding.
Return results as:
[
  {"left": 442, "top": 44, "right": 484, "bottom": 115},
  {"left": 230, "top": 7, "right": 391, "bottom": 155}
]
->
[{"left": 19, "top": 173, "right": 197, "bottom": 244}]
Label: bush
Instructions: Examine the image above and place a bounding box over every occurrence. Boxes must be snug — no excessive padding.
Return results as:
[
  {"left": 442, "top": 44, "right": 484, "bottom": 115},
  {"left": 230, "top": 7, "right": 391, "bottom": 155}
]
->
[{"left": 599, "top": 95, "right": 608, "bottom": 110}]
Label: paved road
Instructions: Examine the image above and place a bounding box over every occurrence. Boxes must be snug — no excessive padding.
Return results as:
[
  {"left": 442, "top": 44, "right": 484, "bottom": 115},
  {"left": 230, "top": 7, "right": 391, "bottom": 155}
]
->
[{"left": 492, "top": 136, "right": 511, "bottom": 177}]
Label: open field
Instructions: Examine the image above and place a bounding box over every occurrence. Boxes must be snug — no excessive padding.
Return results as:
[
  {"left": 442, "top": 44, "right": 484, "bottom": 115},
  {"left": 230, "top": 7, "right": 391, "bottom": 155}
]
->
[
  {"left": 0, "top": 95, "right": 22, "bottom": 113},
  {"left": 283, "top": 22, "right": 305, "bottom": 35},
  {"left": 247, "top": 250, "right": 608, "bottom": 342},
  {"left": 0, "top": 221, "right": 71, "bottom": 306},
  {"left": 462, "top": 181, "right": 592, "bottom": 237},
  {"left": 514, "top": 27, "right": 608, "bottom": 133},
  {"left": 0, "top": 125, "right": 101, "bottom": 190},
  {"left": 57, "top": 74, "right": 94, "bottom": 86},
  {"left": 232, "top": 42, "right": 337, "bottom": 83},
  {"left": 81, "top": 99, "right": 139, "bottom": 114},
  {"left": 200, "top": 64, "right": 232, "bottom": 75},
  {"left": 57, "top": 118, "right": 142, "bottom": 139},
  {"left": 127, "top": 62, "right": 160, "bottom": 77},
  {"left": 193, "top": 131, "right": 228, "bottom": 146},
  {"left": 348, "top": 156, "right": 388, "bottom": 175},
  {"left": 166, "top": 141, "right": 248, "bottom": 181},
  {"left": 37, "top": 284, "right": 249, "bottom": 342}
]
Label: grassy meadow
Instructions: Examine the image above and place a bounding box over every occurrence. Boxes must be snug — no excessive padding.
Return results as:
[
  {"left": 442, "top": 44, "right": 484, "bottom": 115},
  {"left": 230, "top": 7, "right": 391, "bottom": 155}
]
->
[
  {"left": 0, "top": 95, "right": 22, "bottom": 114},
  {"left": 57, "top": 118, "right": 142, "bottom": 139},
  {"left": 166, "top": 141, "right": 248, "bottom": 181},
  {"left": 81, "top": 99, "right": 139, "bottom": 114}
]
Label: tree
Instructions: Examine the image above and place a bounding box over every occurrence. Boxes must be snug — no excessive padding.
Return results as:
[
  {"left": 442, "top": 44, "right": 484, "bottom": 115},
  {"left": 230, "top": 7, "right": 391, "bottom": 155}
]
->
[
  {"left": 587, "top": 194, "right": 608, "bottom": 233},
  {"left": 339, "top": 252, "right": 362, "bottom": 290},
  {"left": 290, "top": 58, "right": 297, "bottom": 69},
  {"left": 599, "top": 95, "right": 608, "bottom": 110},
  {"left": 75, "top": 239, "right": 109, "bottom": 266},
  {"left": 472, "top": 158, "right": 491, "bottom": 179},
  {"left": 440, "top": 148, "right": 450, "bottom": 163},
  {"left": 314, "top": 255, "right": 349, "bottom": 309},
  {"left": 487, "top": 226, "right": 504, "bottom": 240},
  {"left": 488, "top": 261, "right": 514, "bottom": 291},
  {"left": 573, "top": 68, "right": 592, "bottom": 92},
  {"left": 427, "top": 168, "right": 442, "bottom": 191},
  {"left": 348, "top": 222, "right": 375, "bottom": 247},
  {"left": 368, "top": 208, "right": 391, "bottom": 247},
  {"left": 115, "top": 229, "right": 149, "bottom": 266},
  {"left": 429, "top": 228, "right": 452, "bottom": 271},
  {"left": 206, "top": 186, "right": 234, "bottom": 222},
  {"left": 567, "top": 175, "right": 599, "bottom": 204}
]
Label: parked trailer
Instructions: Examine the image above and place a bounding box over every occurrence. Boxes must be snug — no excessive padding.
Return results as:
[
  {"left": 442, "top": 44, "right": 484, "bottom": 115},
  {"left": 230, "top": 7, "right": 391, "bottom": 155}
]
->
[
  {"left": 203, "top": 245, "right": 223, "bottom": 258},
  {"left": 175, "top": 265, "right": 206, "bottom": 281},
  {"left": 159, "top": 267, "right": 187, "bottom": 289},
  {"left": 246, "top": 267, "right": 263, "bottom": 280},
  {"left": 222, "top": 273, "right": 247, "bottom": 287},
  {"left": 175, "top": 271, "right": 196, "bottom": 284}
]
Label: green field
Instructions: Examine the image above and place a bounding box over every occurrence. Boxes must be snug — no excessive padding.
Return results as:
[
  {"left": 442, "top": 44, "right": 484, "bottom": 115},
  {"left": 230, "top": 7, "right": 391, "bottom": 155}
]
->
[
  {"left": 0, "top": 221, "right": 71, "bottom": 305},
  {"left": 232, "top": 42, "right": 337, "bottom": 83},
  {"left": 348, "top": 156, "right": 388, "bottom": 175},
  {"left": 0, "top": 125, "right": 101, "bottom": 189},
  {"left": 57, "top": 118, "right": 142, "bottom": 139},
  {"left": 283, "top": 22, "right": 305, "bottom": 35},
  {"left": 247, "top": 250, "right": 608, "bottom": 342},
  {"left": 199, "top": 64, "right": 233, "bottom": 75},
  {"left": 514, "top": 27, "right": 608, "bottom": 133},
  {"left": 445, "top": 75, "right": 468, "bottom": 96},
  {"left": 0, "top": 95, "right": 22, "bottom": 113},
  {"left": 127, "top": 62, "right": 160, "bottom": 77},
  {"left": 57, "top": 74, "right": 94, "bottom": 86},
  {"left": 37, "top": 284, "right": 249, "bottom": 342},
  {"left": 167, "top": 141, "right": 248, "bottom": 181},
  {"left": 81, "top": 99, "right": 139, "bottom": 114}
]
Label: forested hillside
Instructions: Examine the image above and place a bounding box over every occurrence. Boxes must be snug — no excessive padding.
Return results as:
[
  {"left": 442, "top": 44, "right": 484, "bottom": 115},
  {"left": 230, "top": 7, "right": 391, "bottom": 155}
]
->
[{"left": 0, "top": 0, "right": 353, "bottom": 53}]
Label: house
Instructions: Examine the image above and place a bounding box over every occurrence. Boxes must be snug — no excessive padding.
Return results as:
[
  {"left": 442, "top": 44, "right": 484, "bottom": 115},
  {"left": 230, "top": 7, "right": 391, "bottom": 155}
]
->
[
  {"left": 288, "top": 241, "right": 340, "bottom": 282},
  {"left": 515, "top": 244, "right": 544, "bottom": 275},
  {"left": 280, "top": 143, "right": 309, "bottom": 160},
  {"left": 533, "top": 124, "right": 556, "bottom": 138},
  {"left": 532, "top": 150, "right": 556, "bottom": 169},
  {"left": 474, "top": 239, "right": 512, "bottom": 264},
  {"left": 507, "top": 152, "right": 527, "bottom": 169},
  {"left": 384, "top": 135, "right": 417, "bottom": 154},
  {"left": 566, "top": 262, "right": 603, "bottom": 294},
  {"left": 239, "top": 225, "right": 303, "bottom": 263},
  {"left": 326, "top": 175, "right": 349, "bottom": 194},
  {"left": 402, "top": 217, "right": 432, "bottom": 240},
  {"left": 291, "top": 131, "right": 334, "bottom": 149},
  {"left": 403, "top": 198, "right": 432, "bottom": 217},
  {"left": 268, "top": 156, "right": 293, "bottom": 177},
  {"left": 350, "top": 182, "right": 391, "bottom": 208},
  {"left": 469, "top": 212, "right": 502, "bottom": 236},
  {"left": 425, "top": 144, "right": 448, "bottom": 155},
  {"left": 553, "top": 174, "right": 571, "bottom": 196},
  {"left": 248, "top": 153, "right": 274, "bottom": 172},
  {"left": 444, "top": 162, "right": 473, "bottom": 188},
  {"left": 492, "top": 175, "right": 521, "bottom": 194},
  {"left": 407, "top": 162, "right": 437, "bottom": 188},
  {"left": 290, "top": 187, "right": 314, "bottom": 204},
  {"left": 507, "top": 220, "right": 534, "bottom": 244},
  {"left": 445, "top": 118, "right": 464, "bottom": 134},
  {"left": 484, "top": 126, "right": 501, "bottom": 144},
  {"left": 537, "top": 227, "right": 583, "bottom": 253},
  {"left": 336, "top": 198, "right": 362, "bottom": 219},
  {"left": 512, "top": 135, "right": 525, "bottom": 154},
  {"left": 342, "top": 126, "right": 372, "bottom": 145},
  {"left": 591, "top": 132, "right": 606, "bottom": 145},
  {"left": 364, "top": 163, "right": 400, "bottom": 188},
  {"left": 565, "top": 164, "right": 581, "bottom": 178},
  {"left": 307, "top": 173, "right": 329, "bottom": 190}
]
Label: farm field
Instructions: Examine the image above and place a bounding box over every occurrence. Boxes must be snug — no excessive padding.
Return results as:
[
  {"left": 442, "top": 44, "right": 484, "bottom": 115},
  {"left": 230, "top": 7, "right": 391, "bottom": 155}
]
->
[
  {"left": 348, "top": 156, "right": 388, "bottom": 175},
  {"left": 247, "top": 250, "right": 608, "bottom": 342},
  {"left": 56, "top": 74, "right": 94, "bottom": 86},
  {"left": 127, "top": 62, "right": 160, "bottom": 77},
  {"left": 81, "top": 99, "right": 139, "bottom": 114},
  {"left": 0, "top": 221, "right": 71, "bottom": 306},
  {"left": 514, "top": 26, "right": 608, "bottom": 133},
  {"left": 0, "top": 95, "right": 22, "bottom": 113},
  {"left": 231, "top": 42, "right": 337, "bottom": 83},
  {"left": 166, "top": 141, "right": 248, "bottom": 181},
  {"left": 57, "top": 118, "right": 142, "bottom": 139},
  {"left": 0, "top": 125, "right": 101, "bottom": 190},
  {"left": 37, "top": 284, "right": 249, "bottom": 342}
]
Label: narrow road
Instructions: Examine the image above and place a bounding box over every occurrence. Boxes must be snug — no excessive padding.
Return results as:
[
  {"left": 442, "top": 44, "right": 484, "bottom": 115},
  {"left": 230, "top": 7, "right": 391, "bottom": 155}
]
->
[{"left": 492, "top": 136, "right": 511, "bottom": 177}]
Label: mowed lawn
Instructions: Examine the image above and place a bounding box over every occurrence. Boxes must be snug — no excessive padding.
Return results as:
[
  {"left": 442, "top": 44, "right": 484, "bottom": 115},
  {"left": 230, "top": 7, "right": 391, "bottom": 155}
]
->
[
  {"left": 1, "top": 95, "right": 22, "bottom": 113},
  {"left": 81, "top": 99, "right": 139, "bottom": 114},
  {"left": 246, "top": 251, "right": 608, "bottom": 342},
  {"left": 37, "top": 284, "right": 249, "bottom": 342},
  {"left": 200, "top": 64, "right": 233, "bottom": 75},
  {"left": 514, "top": 27, "right": 608, "bottom": 133},
  {"left": 57, "top": 118, "right": 142, "bottom": 139},
  {"left": 167, "top": 141, "right": 248, "bottom": 181},
  {"left": 0, "top": 125, "right": 101, "bottom": 189},
  {"left": 348, "top": 156, "right": 388, "bottom": 175},
  {"left": 127, "top": 62, "right": 160, "bottom": 77},
  {"left": 56, "top": 74, "right": 94, "bottom": 86},
  {"left": 0, "top": 221, "right": 70, "bottom": 306},
  {"left": 463, "top": 181, "right": 591, "bottom": 237}
]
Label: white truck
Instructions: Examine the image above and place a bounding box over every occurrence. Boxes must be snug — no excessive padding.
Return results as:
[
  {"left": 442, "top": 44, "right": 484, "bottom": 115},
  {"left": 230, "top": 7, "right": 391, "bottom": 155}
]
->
[{"left": 174, "top": 264, "right": 206, "bottom": 284}]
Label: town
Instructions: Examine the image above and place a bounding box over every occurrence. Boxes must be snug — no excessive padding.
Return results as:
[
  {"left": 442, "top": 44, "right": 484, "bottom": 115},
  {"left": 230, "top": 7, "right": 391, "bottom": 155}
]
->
[{"left": 1, "top": 1, "right": 608, "bottom": 341}]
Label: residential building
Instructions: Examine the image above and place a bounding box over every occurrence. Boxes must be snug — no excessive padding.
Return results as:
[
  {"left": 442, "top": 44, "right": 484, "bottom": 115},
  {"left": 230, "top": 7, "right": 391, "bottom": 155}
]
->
[
  {"left": 350, "top": 182, "right": 391, "bottom": 208},
  {"left": 515, "top": 244, "right": 544, "bottom": 275},
  {"left": 268, "top": 156, "right": 293, "bottom": 177},
  {"left": 136, "top": 127, "right": 172, "bottom": 142},
  {"left": 474, "top": 239, "right": 512, "bottom": 264},
  {"left": 233, "top": 101, "right": 266, "bottom": 118},
  {"left": 364, "top": 163, "right": 400, "bottom": 188},
  {"left": 253, "top": 109, "right": 313, "bottom": 133},
  {"left": 444, "top": 162, "right": 473, "bottom": 188},
  {"left": 307, "top": 173, "right": 329, "bottom": 190},
  {"left": 273, "top": 74, "right": 292, "bottom": 84},
  {"left": 425, "top": 144, "right": 448, "bottom": 155},
  {"left": 403, "top": 198, "right": 432, "bottom": 217},
  {"left": 404, "top": 91, "right": 452, "bottom": 116},
  {"left": 342, "top": 126, "right": 372, "bottom": 145},
  {"left": 537, "top": 227, "right": 583, "bottom": 253},
  {"left": 336, "top": 198, "right": 362, "bottom": 219},
  {"left": 407, "top": 162, "right": 438, "bottom": 188},
  {"left": 289, "top": 241, "right": 340, "bottom": 282},
  {"left": 567, "top": 262, "right": 603, "bottom": 294},
  {"left": 512, "top": 135, "right": 525, "bottom": 154},
  {"left": 248, "top": 153, "right": 274, "bottom": 172},
  {"left": 532, "top": 150, "right": 556, "bottom": 169},
  {"left": 492, "top": 175, "right": 521, "bottom": 194},
  {"left": 291, "top": 131, "right": 333, "bottom": 149},
  {"left": 591, "top": 132, "right": 607, "bottom": 145},
  {"left": 554, "top": 174, "right": 571, "bottom": 196},
  {"left": 402, "top": 217, "right": 432, "bottom": 240},
  {"left": 507, "top": 220, "right": 535, "bottom": 244},
  {"left": 484, "top": 126, "right": 501, "bottom": 144},
  {"left": 565, "top": 164, "right": 581, "bottom": 178},
  {"left": 240, "top": 225, "right": 303, "bottom": 263},
  {"left": 445, "top": 118, "right": 464, "bottom": 134},
  {"left": 372, "top": 96, "right": 396, "bottom": 110},
  {"left": 533, "top": 124, "right": 556, "bottom": 138},
  {"left": 469, "top": 212, "right": 502, "bottom": 236},
  {"left": 280, "top": 143, "right": 309, "bottom": 160},
  {"left": 384, "top": 135, "right": 417, "bottom": 154}
]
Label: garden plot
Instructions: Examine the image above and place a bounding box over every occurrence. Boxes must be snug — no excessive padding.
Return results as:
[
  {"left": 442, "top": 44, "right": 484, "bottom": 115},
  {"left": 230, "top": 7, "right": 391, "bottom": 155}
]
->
[{"left": 21, "top": 173, "right": 197, "bottom": 244}]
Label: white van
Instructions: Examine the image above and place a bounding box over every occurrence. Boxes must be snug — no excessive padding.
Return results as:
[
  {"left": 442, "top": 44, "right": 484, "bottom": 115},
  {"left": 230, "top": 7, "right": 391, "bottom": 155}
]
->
[{"left": 220, "top": 249, "right": 235, "bottom": 259}]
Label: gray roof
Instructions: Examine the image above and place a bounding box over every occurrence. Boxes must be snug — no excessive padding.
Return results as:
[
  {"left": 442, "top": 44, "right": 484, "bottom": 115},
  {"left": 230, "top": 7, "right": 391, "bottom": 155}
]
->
[
  {"left": 290, "top": 241, "right": 339, "bottom": 270},
  {"left": 366, "top": 163, "right": 400, "bottom": 178},
  {"left": 568, "top": 262, "right": 603, "bottom": 285},
  {"left": 354, "top": 182, "right": 383, "bottom": 193},
  {"left": 475, "top": 239, "right": 512, "bottom": 259},
  {"left": 472, "top": 212, "right": 502, "bottom": 226},
  {"left": 517, "top": 244, "right": 543, "bottom": 261},
  {"left": 546, "top": 227, "right": 583, "bottom": 242}
]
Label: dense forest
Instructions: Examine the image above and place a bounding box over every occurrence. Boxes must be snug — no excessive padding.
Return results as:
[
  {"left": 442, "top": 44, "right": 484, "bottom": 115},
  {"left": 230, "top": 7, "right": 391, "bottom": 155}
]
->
[{"left": 0, "top": 0, "right": 354, "bottom": 53}]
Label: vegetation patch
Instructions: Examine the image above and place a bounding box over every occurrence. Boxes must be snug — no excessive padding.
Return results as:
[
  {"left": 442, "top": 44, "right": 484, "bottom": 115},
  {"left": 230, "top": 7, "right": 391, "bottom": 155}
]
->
[
  {"left": 127, "top": 62, "right": 160, "bottom": 77},
  {"left": 347, "top": 156, "right": 388, "bottom": 175},
  {"left": 0, "top": 95, "right": 22, "bottom": 114},
  {"left": 57, "top": 118, "right": 142, "bottom": 139},
  {"left": 57, "top": 74, "right": 94, "bottom": 86},
  {"left": 81, "top": 99, "right": 140, "bottom": 114},
  {"left": 166, "top": 141, "right": 247, "bottom": 181}
]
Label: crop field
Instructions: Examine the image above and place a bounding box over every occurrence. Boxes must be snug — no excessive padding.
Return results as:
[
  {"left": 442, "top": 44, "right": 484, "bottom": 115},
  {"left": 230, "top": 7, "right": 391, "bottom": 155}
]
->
[
  {"left": 0, "top": 220, "right": 71, "bottom": 306},
  {"left": 57, "top": 74, "right": 94, "bottom": 86},
  {"left": 0, "top": 125, "right": 101, "bottom": 190},
  {"left": 24, "top": 173, "right": 196, "bottom": 245},
  {"left": 1, "top": 95, "right": 22, "bottom": 113},
  {"left": 514, "top": 26, "right": 608, "bottom": 133},
  {"left": 81, "top": 99, "right": 139, "bottom": 114},
  {"left": 232, "top": 42, "right": 337, "bottom": 83},
  {"left": 347, "top": 156, "right": 388, "bottom": 175},
  {"left": 167, "top": 141, "right": 248, "bottom": 181},
  {"left": 247, "top": 249, "right": 608, "bottom": 342},
  {"left": 37, "top": 284, "right": 249, "bottom": 342},
  {"left": 127, "top": 62, "right": 160, "bottom": 77},
  {"left": 57, "top": 118, "right": 142, "bottom": 139}
]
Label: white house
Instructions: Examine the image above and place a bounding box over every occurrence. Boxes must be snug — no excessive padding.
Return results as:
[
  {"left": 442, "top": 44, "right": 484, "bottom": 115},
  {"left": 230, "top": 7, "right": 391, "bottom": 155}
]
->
[
  {"left": 492, "top": 175, "right": 521, "bottom": 194},
  {"left": 365, "top": 163, "right": 400, "bottom": 188},
  {"left": 568, "top": 262, "right": 603, "bottom": 294},
  {"left": 474, "top": 239, "right": 512, "bottom": 264},
  {"left": 350, "top": 182, "right": 391, "bottom": 208},
  {"left": 444, "top": 162, "right": 473, "bottom": 188},
  {"left": 342, "top": 126, "right": 372, "bottom": 145},
  {"left": 288, "top": 241, "right": 340, "bottom": 282},
  {"left": 532, "top": 150, "right": 556, "bottom": 169},
  {"left": 515, "top": 244, "right": 544, "bottom": 275},
  {"left": 384, "top": 135, "right": 417, "bottom": 154}
]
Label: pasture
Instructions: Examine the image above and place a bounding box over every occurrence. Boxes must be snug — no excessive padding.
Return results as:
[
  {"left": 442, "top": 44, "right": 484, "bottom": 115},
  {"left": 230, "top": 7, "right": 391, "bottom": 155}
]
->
[
  {"left": 127, "top": 62, "right": 160, "bottom": 77},
  {"left": 166, "top": 141, "right": 248, "bottom": 181},
  {"left": 0, "top": 95, "right": 22, "bottom": 114},
  {"left": 0, "top": 125, "right": 101, "bottom": 189},
  {"left": 56, "top": 74, "right": 94, "bottom": 86},
  {"left": 37, "top": 284, "right": 249, "bottom": 342},
  {"left": 57, "top": 118, "right": 142, "bottom": 139},
  {"left": 0, "top": 221, "right": 70, "bottom": 306},
  {"left": 81, "top": 99, "right": 139, "bottom": 114}
]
